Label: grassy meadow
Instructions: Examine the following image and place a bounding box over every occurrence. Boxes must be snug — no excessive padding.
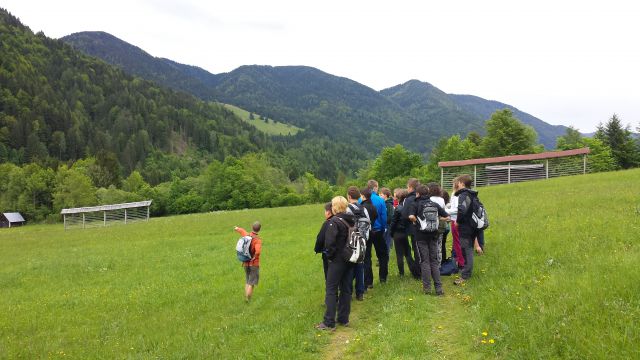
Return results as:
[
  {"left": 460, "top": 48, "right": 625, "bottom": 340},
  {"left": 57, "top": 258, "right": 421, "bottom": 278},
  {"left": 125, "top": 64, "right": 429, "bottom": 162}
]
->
[
  {"left": 222, "top": 104, "right": 302, "bottom": 136},
  {"left": 1, "top": 169, "right": 639, "bottom": 359}
]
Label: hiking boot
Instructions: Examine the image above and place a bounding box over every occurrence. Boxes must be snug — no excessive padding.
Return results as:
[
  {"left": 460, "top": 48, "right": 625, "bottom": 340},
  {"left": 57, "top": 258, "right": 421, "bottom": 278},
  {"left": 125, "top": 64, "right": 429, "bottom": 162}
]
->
[
  {"left": 338, "top": 321, "right": 350, "bottom": 327},
  {"left": 315, "top": 322, "right": 335, "bottom": 331},
  {"left": 366, "top": 284, "right": 374, "bottom": 290},
  {"left": 436, "top": 289, "right": 445, "bottom": 296},
  {"left": 423, "top": 288, "right": 432, "bottom": 295},
  {"left": 356, "top": 294, "right": 364, "bottom": 301},
  {"left": 453, "top": 278, "right": 466, "bottom": 286}
]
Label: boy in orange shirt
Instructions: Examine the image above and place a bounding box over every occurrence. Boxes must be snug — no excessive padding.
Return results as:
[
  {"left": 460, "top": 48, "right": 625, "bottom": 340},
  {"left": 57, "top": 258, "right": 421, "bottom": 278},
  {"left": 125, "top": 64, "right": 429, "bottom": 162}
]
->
[{"left": 234, "top": 222, "right": 262, "bottom": 302}]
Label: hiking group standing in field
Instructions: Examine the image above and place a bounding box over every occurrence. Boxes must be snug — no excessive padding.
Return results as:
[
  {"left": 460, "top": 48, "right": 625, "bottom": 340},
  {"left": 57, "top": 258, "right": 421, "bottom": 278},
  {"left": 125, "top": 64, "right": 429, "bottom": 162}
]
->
[{"left": 313, "top": 175, "right": 489, "bottom": 331}]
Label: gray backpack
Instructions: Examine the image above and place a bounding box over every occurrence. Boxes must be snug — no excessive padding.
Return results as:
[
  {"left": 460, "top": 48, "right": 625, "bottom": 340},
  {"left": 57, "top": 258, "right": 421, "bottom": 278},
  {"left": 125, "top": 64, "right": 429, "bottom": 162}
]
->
[{"left": 417, "top": 200, "right": 439, "bottom": 233}]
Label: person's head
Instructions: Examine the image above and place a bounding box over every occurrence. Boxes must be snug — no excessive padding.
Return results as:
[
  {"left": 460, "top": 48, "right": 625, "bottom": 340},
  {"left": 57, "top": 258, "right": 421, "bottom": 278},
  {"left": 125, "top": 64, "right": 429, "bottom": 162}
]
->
[
  {"left": 453, "top": 174, "right": 473, "bottom": 191},
  {"left": 252, "top": 221, "right": 261, "bottom": 233},
  {"left": 442, "top": 190, "right": 450, "bottom": 204},
  {"left": 380, "top": 187, "right": 392, "bottom": 200},
  {"left": 367, "top": 179, "right": 379, "bottom": 193},
  {"left": 407, "top": 178, "right": 420, "bottom": 192},
  {"left": 427, "top": 182, "right": 442, "bottom": 198},
  {"left": 416, "top": 185, "right": 429, "bottom": 198},
  {"left": 360, "top": 187, "right": 372, "bottom": 201},
  {"left": 347, "top": 186, "right": 360, "bottom": 203},
  {"left": 394, "top": 188, "right": 408, "bottom": 202},
  {"left": 331, "top": 196, "right": 349, "bottom": 215},
  {"left": 324, "top": 202, "right": 333, "bottom": 219}
]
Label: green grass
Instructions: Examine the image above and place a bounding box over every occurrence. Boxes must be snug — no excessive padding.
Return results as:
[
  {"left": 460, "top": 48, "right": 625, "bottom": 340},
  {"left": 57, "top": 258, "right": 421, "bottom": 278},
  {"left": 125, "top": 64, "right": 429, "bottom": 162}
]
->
[
  {"left": 223, "top": 104, "right": 302, "bottom": 136},
  {"left": 1, "top": 169, "right": 639, "bottom": 358}
]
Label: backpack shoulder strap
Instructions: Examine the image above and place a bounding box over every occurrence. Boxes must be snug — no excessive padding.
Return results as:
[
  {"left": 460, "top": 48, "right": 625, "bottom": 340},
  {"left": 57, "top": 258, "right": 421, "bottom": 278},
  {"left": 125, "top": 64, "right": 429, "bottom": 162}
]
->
[{"left": 336, "top": 217, "right": 352, "bottom": 229}]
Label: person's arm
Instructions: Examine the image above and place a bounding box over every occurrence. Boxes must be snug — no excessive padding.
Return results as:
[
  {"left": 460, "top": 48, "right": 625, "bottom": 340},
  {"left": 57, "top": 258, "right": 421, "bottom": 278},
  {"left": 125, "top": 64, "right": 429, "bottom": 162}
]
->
[
  {"left": 324, "top": 219, "right": 339, "bottom": 260},
  {"left": 377, "top": 198, "right": 387, "bottom": 231},
  {"left": 234, "top": 226, "right": 248, "bottom": 237},
  {"left": 314, "top": 221, "right": 328, "bottom": 253},
  {"left": 457, "top": 193, "right": 471, "bottom": 218},
  {"left": 438, "top": 205, "right": 451, "bottom": 222},
  {"left": 408, "top": 201, "right": 418, "bottom": 223}
]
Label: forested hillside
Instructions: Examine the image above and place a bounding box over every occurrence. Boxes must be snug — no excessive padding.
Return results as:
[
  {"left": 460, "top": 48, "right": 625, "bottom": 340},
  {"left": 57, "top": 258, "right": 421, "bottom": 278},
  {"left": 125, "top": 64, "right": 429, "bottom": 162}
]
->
[{"left": 0, "top": 9, "right": 266, "bottom": 178}]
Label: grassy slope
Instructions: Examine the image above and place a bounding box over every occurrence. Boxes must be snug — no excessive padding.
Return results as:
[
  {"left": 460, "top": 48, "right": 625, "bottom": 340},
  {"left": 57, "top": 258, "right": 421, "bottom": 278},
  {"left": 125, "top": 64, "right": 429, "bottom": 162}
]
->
[
  {"left": 223, "top": 104, "right": 302, "bottom": 136},
  {"left": 1, "top": 170, "right": 639, "bottom": 359}
]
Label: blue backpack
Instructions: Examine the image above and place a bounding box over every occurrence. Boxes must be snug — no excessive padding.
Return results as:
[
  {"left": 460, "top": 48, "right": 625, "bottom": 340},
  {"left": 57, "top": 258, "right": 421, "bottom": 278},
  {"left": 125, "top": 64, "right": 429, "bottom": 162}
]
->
[{"left": 236, "top": 235, "right": 253, "bottom": 262}]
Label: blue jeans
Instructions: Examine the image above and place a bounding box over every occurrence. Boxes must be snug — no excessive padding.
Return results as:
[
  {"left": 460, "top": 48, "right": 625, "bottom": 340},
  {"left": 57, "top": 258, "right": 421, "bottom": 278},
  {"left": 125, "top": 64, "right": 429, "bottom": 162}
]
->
[{"left": 352, "top": 263, "right": 365, "bottom": 296}]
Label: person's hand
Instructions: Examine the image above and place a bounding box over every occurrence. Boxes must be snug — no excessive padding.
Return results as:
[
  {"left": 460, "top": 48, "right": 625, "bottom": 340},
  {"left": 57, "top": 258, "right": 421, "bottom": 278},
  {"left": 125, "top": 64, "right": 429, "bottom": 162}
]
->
[
  {"left": 234, "top": 226, "right": 239, "bottom": 231},
  {"left": 475, "top": 246, "right": 484, "bottom": 255},
  {"left": 408, "top": 215, "right": 416, "bottom": 223}
]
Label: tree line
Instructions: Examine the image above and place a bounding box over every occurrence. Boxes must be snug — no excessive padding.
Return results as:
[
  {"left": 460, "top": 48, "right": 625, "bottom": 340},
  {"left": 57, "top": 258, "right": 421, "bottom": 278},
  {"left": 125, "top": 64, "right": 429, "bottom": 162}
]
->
[{"left": 3, "top": 108, "right": 638, "bottom": 223}]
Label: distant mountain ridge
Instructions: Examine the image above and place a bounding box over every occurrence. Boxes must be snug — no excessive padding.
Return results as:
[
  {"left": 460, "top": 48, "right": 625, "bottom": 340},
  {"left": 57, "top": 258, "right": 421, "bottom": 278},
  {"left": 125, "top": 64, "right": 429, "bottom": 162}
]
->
[{"left": 62, "top": 31, "right": 569, "bottom": 149}]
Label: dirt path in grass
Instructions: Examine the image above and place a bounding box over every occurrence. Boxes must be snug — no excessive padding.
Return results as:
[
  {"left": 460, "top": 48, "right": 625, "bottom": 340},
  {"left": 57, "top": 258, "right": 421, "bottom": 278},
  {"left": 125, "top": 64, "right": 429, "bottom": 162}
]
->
[{"left": 322, "top": 303, "right": 360, "bottom": 360}]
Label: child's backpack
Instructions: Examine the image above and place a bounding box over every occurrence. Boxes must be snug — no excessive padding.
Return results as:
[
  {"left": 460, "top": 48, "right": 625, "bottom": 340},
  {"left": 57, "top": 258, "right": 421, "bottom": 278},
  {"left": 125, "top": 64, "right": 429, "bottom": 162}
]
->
[
  {"left": 439, "top": 258, "right": 459, "bottom": 276},
  {"left": 417, "top": 199, "right": 440, "bottom": 233},
  {"left": 337, "top": 218, "right": 366, "bottom": 264},
  {"left": 470, "top": 196, "right": 489, "bottom": 230},
  {"left": 348, "top": 203, "right": 371, "bottom": 240},
  {"left": 236, "top": 235, "right": 253, "bottom": 262}
]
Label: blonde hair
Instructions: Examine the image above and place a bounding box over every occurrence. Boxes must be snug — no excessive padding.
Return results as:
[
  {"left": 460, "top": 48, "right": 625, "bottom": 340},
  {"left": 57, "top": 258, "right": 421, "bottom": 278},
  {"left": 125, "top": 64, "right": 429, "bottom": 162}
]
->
[{"left": 331, "top": 196, "right": 348, "bottom": 215}]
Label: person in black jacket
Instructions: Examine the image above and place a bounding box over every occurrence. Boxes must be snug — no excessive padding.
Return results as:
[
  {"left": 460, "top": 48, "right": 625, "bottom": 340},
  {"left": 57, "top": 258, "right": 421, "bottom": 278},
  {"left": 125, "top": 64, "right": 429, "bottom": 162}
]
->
[
  {"left": 314, "top": 202, "right": 334, "bottom": 280},
  {"left": 401, "top": 178, "right": 420, "bottom": 278},
  {"left": 390, "top": 188, "right": 417, "bottom": 276},
  {"left": 360, "top": 187, "right": 382, "bottom": 288},
  {"left": 316, "top": 196, "right": 356, "bottom": 331},
  {"left": 453, "top": 175, "right": 480, "bottom": 285}
]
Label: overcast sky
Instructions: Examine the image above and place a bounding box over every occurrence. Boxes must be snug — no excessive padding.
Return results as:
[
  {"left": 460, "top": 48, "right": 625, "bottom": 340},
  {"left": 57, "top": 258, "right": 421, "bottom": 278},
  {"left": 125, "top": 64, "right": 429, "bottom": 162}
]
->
[{"left": 5, "top": 0, "right": 639, "bottom": 132}]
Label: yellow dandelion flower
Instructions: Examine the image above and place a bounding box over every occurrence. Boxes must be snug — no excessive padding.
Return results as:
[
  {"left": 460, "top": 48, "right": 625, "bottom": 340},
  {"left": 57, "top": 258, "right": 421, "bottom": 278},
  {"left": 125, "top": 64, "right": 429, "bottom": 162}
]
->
[
  {"left": 482, "top": 331, "right": 488, "bottom": 337},
  {"left": 489, "top": 339, "right": 495, "bottom": 344},
  {"left": 437, "top": 325, "right": 443, "bottom": 330},
  {"left": 409, "top": 298, "right": 414, "bottom": 301},
  {"left": 481, "top": 340, "right": 487, "bottom": 344}
]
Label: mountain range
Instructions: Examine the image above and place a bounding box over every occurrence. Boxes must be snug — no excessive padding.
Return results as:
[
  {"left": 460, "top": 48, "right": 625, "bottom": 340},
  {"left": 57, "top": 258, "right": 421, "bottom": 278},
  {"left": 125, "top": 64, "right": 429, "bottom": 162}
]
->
[{"left": 62, "top": 31, "right": 568, "bottom": 150}]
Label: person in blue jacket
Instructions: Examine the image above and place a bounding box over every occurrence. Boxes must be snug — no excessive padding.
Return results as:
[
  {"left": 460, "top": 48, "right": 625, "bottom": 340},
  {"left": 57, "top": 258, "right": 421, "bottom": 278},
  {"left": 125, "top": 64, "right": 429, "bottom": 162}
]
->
[{"left": 361, "top": 180, "right": 388, "bottom": 287}]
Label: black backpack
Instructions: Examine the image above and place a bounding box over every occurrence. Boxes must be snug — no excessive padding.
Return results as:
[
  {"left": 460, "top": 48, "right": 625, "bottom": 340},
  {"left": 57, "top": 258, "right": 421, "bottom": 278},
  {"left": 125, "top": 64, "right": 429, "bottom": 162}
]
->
[{"left": 417, "top": 199, "right": 440, "bottom": 233}]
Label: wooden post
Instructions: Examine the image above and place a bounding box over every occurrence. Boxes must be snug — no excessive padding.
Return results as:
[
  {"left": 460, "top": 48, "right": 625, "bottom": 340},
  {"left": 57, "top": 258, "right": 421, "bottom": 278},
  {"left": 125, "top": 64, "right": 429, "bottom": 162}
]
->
[
  {"left": 146, "top": 206, "right": 150, "bottom": 222},
  {"left": 124, "top": 209, "right": 127, "bottom": 224},
  {"left": 440, "top": 167, "right": 444, "bottom": 188},
  {"left": 474, "top": 165, "right": 477, "bottom": 188},
  {"left": 583, "top": 154, "right": 587, "bottom": 174},
  {"left": 82, "top": 213, "right": 85, "bottom": 229},
  {"left": 546, "top": 159, "right": 549, "bottom": 179},
  {"left": 508, "top": 162, "right": 511, "bottom": 184},
  {"left": 63, "top": 214, "right": 66, "bottom": 230},
  {"left": 104, "top": 211, "right": 107, "bottom": 227}
]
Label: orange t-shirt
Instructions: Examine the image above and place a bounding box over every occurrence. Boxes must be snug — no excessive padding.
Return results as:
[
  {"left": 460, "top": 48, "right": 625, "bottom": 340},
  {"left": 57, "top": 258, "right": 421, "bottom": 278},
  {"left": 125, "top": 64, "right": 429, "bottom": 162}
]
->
[{"left": 235, "top": 227, "right": 262, "bottom": 267}]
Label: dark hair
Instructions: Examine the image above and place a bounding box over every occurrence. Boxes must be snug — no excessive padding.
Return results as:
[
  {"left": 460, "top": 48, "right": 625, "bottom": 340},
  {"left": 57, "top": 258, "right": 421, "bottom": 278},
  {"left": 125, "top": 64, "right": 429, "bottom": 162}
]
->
[
  {"left": 442, "top": 190, "right": 450, "bottom": 204},
  {"left": 252, "top": 221, "right": 261, "bottom": 232},
  {"left": 407, "top": 178, "right": 420, "bottom": 190},
  {"left": 427, "top": 182, "right": 442, "bottom": 197},
  {"left": 380, "top": 187, "right": 392, "bottom": 198},
  {"left": 347, "top": 186, "right": 360, "bottom": 200},
  {"left": 454, "top": 174, "right": 473, "bottom": 188},
  {"left": 360, "top": 187, "right": 372, "bottom": 200},
  {"left": 324, "top": 202, "right": 332, "bottom": 212},
  {"left": 416, "top": 185, "right": 429, "bottom": 197}
]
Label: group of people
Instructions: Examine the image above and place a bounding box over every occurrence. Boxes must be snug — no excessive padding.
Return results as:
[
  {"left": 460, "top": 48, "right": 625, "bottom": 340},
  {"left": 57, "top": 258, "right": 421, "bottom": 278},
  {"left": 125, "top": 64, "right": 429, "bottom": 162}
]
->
[{"left": 314, "top": 175, "right": 486, "bottom": 331}]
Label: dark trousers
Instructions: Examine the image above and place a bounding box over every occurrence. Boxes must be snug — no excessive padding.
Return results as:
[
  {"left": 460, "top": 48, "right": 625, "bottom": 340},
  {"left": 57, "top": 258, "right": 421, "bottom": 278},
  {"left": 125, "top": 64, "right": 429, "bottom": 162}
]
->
[
  {"left": 441, "top": 229, "right": 450, "bottom": 264},
  {"left": 364, "top": 230, "right": 389, "bottom": 286},
  {"left": 459, "top": 232, "right": 476, "bottom": 280},
  {"left": 410, "top": 233, "right": 421, "bottom": 276},
  {"left": 323, "top": 260, "right": 354, "bottom": 327},
  {"left": 352, "top": 263, "right": 365, "bottom": 296},
  {"left": 393, "top": 232, "right": 416, "bottom": 276},
  {"left": 415, "top": 232, "right": 442, "bottom": 291},
  {"left": 477, "top": 229, "right": 485, "bottom": 250},
  {"left": 322, "top": 253, "right": 329, "bottom": 280}
]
